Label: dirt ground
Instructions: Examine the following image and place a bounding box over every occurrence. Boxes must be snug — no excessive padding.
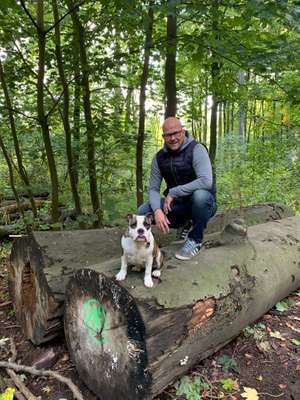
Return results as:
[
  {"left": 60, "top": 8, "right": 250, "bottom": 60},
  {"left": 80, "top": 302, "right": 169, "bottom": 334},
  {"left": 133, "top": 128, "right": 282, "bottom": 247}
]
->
[{"left": 0, "top": 239, "right": 299, "bottom": 400}]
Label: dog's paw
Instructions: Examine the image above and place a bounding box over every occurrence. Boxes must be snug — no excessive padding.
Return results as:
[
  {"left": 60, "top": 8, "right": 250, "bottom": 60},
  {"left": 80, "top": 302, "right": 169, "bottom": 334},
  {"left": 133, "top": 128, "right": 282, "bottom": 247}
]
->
[
  {"left": 144, "top": 276, "right": 154, "bottom": 288},
  {"left": 116, "top": 271, "right": 127, "bottom": 281},
  {"left": 152, "top": 269, "right": 161, "bottom": 278}
]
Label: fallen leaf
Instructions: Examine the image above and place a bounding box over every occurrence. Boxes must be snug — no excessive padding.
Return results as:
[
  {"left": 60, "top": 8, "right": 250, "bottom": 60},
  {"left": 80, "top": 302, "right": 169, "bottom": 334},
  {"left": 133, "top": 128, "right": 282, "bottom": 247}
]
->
[
  {"left": 279, "top": 384, "right": 287, "bottom": 389},
  {"left": 241, "top": 387, "right": 259, "bottom": 400},
  {"left": 41, "top": 386, "right": 52, "bottom": 394},
  {"left": 0, "top": 388, "right": 15, "bottom": 400},
  {"left": 256, "top": 341, "right": 271, "bottom": 353},
  {"left": 291, "top": 338, "right": 300, "bottom": 346},
  {"left": 256, "top": 375, "right": 263, "bottom": 381},
  {"left": 0, "top": 337, "right": 10, "bottom": 347},
  {"left": 270, "top": 331, "right": 286, "bottom": 340}
]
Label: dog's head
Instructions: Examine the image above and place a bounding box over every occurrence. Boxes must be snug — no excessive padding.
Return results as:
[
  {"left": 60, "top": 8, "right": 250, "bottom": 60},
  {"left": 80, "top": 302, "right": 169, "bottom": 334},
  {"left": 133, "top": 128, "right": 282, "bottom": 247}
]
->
[{"left": 127, "top": 213, "right": 153, "bottom": 243}]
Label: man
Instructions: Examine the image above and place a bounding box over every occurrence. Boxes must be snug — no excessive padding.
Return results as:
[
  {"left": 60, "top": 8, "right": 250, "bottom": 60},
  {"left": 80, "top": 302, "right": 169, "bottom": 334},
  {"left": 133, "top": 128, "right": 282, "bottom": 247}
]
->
[{"left": 138, "top": 116, "right": 217, "bottom": 260}]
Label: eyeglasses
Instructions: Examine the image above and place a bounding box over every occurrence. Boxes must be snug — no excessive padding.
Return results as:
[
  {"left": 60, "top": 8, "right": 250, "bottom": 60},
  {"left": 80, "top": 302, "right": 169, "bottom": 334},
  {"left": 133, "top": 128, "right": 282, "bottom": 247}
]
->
[{"left": 162, "top": 130, "right": 182, "bottom": 140}]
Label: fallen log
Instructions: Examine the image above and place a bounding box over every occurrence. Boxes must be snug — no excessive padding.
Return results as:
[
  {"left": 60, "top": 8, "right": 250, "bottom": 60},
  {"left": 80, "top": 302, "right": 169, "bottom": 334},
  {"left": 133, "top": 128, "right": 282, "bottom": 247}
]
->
[
  {"left": 64, "top": 216, "right": 300, "bottom": 400},
  {"left": 8, "top": 203, "right": 294, "bottom": 344}
]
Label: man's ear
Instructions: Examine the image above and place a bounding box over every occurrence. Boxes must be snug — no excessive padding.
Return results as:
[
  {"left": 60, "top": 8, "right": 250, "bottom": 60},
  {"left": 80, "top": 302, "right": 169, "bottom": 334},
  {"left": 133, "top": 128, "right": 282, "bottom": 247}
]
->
[{"left": 145, "top": 212, "right": 153, "bottom": 223}]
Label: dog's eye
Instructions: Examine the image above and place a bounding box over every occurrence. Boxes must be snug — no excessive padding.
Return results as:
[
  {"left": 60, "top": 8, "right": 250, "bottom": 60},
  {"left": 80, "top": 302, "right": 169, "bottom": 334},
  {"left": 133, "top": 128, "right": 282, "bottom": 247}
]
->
[
  {"left": 144, "top": 222, "right": 151, "bottom": 230},
  {"left": 130, "top": 222, "right": 137, "bottom": 228}
]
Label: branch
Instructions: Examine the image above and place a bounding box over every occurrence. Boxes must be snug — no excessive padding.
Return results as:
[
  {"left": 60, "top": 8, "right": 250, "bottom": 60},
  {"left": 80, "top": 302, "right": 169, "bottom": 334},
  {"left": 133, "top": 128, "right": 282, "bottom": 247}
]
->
[
  {"left": 0, "top": 361, "right": 84, "bottom": 400},
  {"left": 6, "top": 338, "right": 38, "bottom": 400},
  {"left": 45, "top": 0, "right": 88, "bottom": 35},
  {"left": 19, "top": 0, "right": 39, "bottom": 31}
]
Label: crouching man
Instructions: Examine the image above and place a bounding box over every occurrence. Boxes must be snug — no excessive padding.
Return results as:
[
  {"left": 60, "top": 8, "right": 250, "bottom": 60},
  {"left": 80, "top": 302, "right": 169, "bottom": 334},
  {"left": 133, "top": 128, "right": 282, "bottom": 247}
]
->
[{"left": 138, "top": 117, "right": 217, "bottom": 260}]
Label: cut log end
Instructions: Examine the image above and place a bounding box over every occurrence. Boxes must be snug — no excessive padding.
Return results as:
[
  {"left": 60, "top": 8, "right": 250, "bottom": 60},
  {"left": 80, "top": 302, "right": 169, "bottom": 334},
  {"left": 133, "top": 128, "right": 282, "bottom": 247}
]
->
[{"left": 64, "top": 269, "right": 150, "bottom": 400}]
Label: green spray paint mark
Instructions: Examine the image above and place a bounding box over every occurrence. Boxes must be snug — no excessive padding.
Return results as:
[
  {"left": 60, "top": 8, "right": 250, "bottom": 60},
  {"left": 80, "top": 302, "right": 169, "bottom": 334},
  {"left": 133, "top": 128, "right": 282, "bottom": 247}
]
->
[{"left": 83, "top": 299, "right": 107, "bottom": 345}]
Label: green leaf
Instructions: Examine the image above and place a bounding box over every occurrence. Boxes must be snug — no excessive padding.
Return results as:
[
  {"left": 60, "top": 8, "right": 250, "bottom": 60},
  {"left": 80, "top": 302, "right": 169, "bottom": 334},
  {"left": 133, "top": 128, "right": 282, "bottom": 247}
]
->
[
  {"left": 218, "top": 355, "right": 240, "bottom": 374},
  {"left": 220, "top": 378, "right": 235, "bottom": 390},
  {"left": 275, "top": 300, "right": 289, "bottom": 312},
  {"left": 291, "top": 338, "right": 300, "bottom": 346}
]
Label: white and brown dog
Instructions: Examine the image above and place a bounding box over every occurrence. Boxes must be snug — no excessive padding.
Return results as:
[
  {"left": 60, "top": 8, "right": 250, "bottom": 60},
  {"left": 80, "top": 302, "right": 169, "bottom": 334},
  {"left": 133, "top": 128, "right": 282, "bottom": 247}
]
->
[{"left": 115, "top": 213, "right": 163, "bottom": 288}]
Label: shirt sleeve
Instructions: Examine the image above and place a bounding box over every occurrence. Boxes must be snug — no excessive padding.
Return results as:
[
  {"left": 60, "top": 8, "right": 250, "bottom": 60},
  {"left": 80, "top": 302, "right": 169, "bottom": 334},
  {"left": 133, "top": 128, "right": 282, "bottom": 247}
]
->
[
  {"left": 168, "top": 143, "right": 213, "bottom": 198},
  {"left": 149, "top": 156, "right": 163, "bottom": 211}
]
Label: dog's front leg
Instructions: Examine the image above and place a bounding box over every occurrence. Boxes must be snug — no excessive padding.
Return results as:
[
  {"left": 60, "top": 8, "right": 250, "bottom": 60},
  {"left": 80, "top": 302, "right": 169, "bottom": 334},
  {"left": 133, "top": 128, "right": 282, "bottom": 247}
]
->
[
  {"left": 116, "top": 254, "right": 128, "bottom": 281},
  {"left": 144, "top": 256, "right": 154, "bottom": 288}
]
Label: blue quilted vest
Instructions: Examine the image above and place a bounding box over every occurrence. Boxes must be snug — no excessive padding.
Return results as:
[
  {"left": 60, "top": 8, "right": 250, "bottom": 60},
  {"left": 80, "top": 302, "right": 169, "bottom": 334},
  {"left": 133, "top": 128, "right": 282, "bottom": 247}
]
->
[{"left": 156, "top": 140, "right": 216, "bottom": 198}]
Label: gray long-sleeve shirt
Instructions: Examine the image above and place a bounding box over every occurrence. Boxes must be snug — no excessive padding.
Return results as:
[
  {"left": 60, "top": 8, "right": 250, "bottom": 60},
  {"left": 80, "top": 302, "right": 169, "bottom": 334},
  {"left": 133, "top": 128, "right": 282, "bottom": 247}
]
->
[{"left": 149, "top": 136, "right": 213, "bottom": 212}]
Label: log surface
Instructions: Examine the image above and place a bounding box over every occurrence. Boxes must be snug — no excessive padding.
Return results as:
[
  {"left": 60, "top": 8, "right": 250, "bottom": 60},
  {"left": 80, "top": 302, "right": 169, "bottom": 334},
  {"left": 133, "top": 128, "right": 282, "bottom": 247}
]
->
[{"left": 64, "top": 216, "right": 300, "bottom": 399}]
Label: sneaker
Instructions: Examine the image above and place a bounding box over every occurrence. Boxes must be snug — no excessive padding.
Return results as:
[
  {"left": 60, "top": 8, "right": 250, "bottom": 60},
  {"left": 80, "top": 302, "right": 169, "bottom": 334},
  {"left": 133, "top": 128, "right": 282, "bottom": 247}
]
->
[
  {"left": 174, "top": 221, "right": 192, "bottom": 243},
  {"left": 175, "top": 238, "right": 202, "bottom": 260}
]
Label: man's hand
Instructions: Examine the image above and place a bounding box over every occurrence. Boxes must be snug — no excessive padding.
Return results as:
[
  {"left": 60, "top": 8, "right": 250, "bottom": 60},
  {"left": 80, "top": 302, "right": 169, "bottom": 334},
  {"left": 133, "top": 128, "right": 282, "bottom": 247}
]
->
[
  {"left": 163, "top": 194, "right": 174, "bottom": 214},
  {"left": 154, "top": 209, "right": 170, "bottom": 233}
]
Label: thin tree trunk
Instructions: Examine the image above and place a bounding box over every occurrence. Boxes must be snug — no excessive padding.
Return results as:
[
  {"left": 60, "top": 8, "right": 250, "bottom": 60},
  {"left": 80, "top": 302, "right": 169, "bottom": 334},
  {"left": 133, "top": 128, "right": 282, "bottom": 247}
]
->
[
  {"left": 36, "top": 0, "right": 60, "bottom": 222},
  {"left": 72, "top": 71, "right": 81, "bottom": 185},
  {"left": 203, "top": 79, "right": 208, "bottom": 144},
  {"left": 136, "top": 2, "right": 154, "bottom": 207},
  {"left": 0, "top": 134, "right": 24, "bottom": 219},
  {"left": 218, "top": 101, "right": 222, "bottom": 138},
  {"left": 164, "top": 0, "right": 177, "bottom": 118},
  {"left": 66, "top": 0, "right": 101, "bottom": 226},
  {"left": 0, "top": 60, "right": 37, "bottom": 218},
  {"left": 209, "top": 93, "right": 218, "bottom": 164},
  {"left": 230, "top": 102, "right": 234, "bottom": 132},
  {"left": 52, "top": 0, "right": 82, "bottom": 217},
  {"left": 223, "top": 100, "right": 227, "bottom": 135},
  {"left": 238, "top": 71, "right": 246, "bottom": 141}
]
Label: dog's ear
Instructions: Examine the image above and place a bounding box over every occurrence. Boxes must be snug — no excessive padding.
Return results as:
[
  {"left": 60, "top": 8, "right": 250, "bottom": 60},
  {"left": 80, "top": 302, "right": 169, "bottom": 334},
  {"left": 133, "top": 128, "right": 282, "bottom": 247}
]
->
[
  {"left": 145, "top": 212, "right": 153, "bottom": 223},
  {"left": 127, "top": 213, "right": 133, "bottom": 222}
]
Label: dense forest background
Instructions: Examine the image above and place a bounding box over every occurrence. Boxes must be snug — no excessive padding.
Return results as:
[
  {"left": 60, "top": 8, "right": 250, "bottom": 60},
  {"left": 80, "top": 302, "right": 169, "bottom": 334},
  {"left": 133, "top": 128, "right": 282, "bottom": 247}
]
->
[{"left": 0, "top": 0, "right": 299, "bottom": 229}]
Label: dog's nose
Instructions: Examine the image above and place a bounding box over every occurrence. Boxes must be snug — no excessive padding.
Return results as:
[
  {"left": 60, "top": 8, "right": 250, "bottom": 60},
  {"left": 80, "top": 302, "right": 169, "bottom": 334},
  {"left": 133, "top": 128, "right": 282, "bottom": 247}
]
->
[{"left": 137, "top": 228, "right": 144, "bottom": 235}]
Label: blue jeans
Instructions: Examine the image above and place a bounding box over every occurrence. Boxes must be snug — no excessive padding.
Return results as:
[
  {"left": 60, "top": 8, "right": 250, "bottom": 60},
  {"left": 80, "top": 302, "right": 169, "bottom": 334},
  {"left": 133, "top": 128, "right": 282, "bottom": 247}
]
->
[{"left": 138, "top": 189, "right": 217, "bottom": 243}]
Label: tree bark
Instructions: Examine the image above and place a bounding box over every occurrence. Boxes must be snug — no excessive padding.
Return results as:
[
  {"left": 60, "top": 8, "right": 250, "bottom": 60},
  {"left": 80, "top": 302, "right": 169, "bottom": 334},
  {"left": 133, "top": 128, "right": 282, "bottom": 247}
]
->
[
  {"left": 8, "top": 203, "right": 294, "bottom": 345},
  {"left": 136, "top": 3, "right": 154, "bottom": 207},
  {"left": 51, "top": 0, "right": 82, "bottom": 217},
  {"left": 36, "top": 0, "right": 60, "bottom": 223},
  {"left": 66, "top": 0, "right": 102, "bottom": 226},
  {"left": 65, "top": 214, "right": 300, "bottom": 399},
  {"left": 164, "top": 0, "right": 177, "bottom": 118},
  {"left": 0, "top": 60, "right": 37, "bottom": 218},
  {"left": 0, "top": 135, "right": 24, "bottom": 220}
]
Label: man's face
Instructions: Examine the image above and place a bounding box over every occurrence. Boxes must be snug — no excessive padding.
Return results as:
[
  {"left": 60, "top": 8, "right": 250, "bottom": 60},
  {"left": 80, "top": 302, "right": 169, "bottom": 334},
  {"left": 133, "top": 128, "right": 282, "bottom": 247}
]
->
[{"left": 162, "top": 120, "right": 185, "bottom": 151}]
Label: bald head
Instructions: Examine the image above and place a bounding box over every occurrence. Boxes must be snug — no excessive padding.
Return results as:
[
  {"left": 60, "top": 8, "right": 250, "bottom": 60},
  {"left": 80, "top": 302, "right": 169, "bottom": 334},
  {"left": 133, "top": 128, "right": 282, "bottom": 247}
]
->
[{"left": 162, "top": 117, "right": 182, "bottom": 135}]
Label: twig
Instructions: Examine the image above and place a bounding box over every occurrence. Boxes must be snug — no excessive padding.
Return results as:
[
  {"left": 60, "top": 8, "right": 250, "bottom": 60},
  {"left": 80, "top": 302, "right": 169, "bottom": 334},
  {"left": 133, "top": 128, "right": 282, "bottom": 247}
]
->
[
  {"left": 4, "top": 325, "right": 21, "bottom": 329},
  {"left": 0, "top": 361, "right": 84, "bottom": 400},
  {"left": 6, "top": 338, "right": 38, "bottom": 400},
  {"left": 259, "top": 392, "right": 284, "bottom": 398},
  {"left": 0, "top": 301, "right": 12, "bottom": 307}
]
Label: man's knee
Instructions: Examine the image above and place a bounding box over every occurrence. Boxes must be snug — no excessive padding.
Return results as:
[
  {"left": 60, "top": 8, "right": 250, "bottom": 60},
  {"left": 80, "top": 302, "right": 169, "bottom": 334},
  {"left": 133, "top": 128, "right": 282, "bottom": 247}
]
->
[
  {"left": 137, "top": 202, "right": 152, "bottom": 215},
  {"left": 191, "top": 189, "right": 213, "bottom": 207}
]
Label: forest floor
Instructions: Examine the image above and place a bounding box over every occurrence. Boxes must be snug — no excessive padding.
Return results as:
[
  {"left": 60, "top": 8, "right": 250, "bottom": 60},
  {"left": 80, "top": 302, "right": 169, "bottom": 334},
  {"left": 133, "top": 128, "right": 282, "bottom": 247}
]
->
[{"left": 0, "top": 239, "right": 299, "bottom": 400}]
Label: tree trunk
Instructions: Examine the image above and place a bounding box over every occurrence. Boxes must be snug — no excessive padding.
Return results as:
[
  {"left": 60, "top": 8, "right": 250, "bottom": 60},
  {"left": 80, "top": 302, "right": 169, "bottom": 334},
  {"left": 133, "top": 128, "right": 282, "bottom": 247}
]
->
[
  {"left": 136, "top": 3, "right": 154, "bottom": 208},
  {"left": 209, "top": 92, "right": 218, "bottom": 163},
  {"left": 164, "top": 0, "right": 177, "bottom": 118},
  {"left": 0, "top": 60, "right": 37, "bottom": 218},
  {"left": 36, "top": 0, "right": 60, "bottom": 223},
  {"left": 203, "top": 79, "right": 208, "bottom": 144},
  {"left": 52, "top": 0, "right": 82, "bottom": 217},
  {"left": 9, "top": 203, "right": 294, "bottom": 345},
  {"left": 65, "top": 214, "right": 300, "bottom": 399},
  {"left": 66, "top": 0, "right": 102, "bottom": 226},
  {"left": 0, "top": 135, "right": 24, "bottom": 220},
  {"left": 72, "top": 29, "right": 81, "bottom": 186}
]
